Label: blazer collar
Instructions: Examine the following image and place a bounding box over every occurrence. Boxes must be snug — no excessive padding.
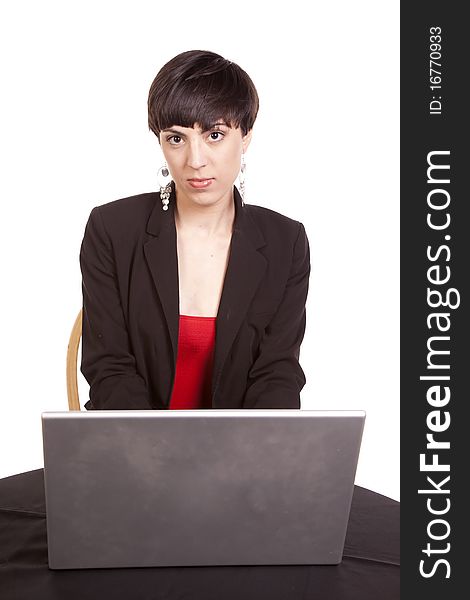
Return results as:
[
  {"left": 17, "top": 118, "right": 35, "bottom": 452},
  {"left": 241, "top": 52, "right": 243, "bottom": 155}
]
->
[
  {"left": 143, "top": 182, "right": 267, "bottom": 402},
  {"left": 145, "top": 181, "right": 265, "bottom": 249},
  {"left": 212, "top": 187, "right": 267, "bottom": 397}
]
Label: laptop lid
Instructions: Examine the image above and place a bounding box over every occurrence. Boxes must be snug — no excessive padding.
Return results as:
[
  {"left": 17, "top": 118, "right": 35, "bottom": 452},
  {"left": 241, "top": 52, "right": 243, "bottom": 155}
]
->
[{"left": 42, "top": 409, "right": 365, "bottom": 569}]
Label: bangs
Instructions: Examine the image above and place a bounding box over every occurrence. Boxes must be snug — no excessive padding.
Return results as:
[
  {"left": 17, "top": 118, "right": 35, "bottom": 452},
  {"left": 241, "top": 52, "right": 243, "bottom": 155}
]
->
[{"left": 148, "top": 51, "right": 259, "bottom": 139}]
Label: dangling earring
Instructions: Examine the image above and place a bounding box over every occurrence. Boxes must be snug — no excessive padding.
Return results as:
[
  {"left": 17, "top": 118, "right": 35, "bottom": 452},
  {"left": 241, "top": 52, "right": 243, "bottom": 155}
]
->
[
  {"left": 157, "top": 163, "right": 172, "bottom": 211},
  {"left": 239, "top": 152, "right": 246, "bottom": 206}
]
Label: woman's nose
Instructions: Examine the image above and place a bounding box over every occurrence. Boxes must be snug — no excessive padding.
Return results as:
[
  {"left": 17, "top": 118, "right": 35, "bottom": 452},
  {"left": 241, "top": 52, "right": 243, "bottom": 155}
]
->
[{"left": 186, "top": 140, "right": 207, "bottom": 169}]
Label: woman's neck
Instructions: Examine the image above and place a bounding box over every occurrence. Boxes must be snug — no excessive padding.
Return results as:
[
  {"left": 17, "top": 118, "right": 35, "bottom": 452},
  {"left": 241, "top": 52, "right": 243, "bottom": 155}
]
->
[{"left": 174, "top": 189, "right": 235, "bottom": 237}]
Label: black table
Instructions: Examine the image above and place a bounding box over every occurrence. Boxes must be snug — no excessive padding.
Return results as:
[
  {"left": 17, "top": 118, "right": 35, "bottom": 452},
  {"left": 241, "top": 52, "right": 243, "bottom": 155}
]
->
[{"left": 0, "top": 469, "right": 399, "bottom": 600}]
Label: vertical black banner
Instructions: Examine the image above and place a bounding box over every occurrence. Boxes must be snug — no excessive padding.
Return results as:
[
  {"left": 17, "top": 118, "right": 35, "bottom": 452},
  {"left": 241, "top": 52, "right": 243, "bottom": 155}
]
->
[{"left": 401, "top": 2, "right": 467, "bottom": 598}]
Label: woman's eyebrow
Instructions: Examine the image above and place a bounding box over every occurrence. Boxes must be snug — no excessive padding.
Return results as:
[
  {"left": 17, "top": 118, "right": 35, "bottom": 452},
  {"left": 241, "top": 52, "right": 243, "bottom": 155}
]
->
[
  {"left": 208, "top": 121, "right": 231, "bottom": 130},
  {"left": 209, "top": 121, "right": 230, "bottom": 128},
  {"left": 162, "top": 122, "right": 230, "bottom": 135},
  {"left": 162, "top": 128, "right": 186, "bottom": 135}
]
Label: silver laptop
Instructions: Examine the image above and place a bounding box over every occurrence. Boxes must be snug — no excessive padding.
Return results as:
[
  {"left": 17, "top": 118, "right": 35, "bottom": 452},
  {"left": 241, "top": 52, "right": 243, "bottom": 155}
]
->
[{"left": 42, "top": 410, "right": 365, "bottom": 569}]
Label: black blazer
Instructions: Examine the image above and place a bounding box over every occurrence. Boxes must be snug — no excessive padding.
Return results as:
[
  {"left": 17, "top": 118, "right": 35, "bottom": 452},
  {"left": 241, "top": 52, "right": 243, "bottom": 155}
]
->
[{"left": 80, "top": 184, "right": 310, "bottom": 410}]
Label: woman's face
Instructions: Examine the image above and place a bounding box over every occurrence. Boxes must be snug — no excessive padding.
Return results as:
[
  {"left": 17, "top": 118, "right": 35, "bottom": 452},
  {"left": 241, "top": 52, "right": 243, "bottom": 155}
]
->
[{"left": 159, "top": 121, "right": 252, "bottom": 208}]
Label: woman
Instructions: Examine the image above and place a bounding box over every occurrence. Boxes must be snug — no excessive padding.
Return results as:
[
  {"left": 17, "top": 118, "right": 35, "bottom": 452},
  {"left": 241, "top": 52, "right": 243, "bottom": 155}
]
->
[{"left": 80, "top": 50, "right": 310, "bottom": 410}]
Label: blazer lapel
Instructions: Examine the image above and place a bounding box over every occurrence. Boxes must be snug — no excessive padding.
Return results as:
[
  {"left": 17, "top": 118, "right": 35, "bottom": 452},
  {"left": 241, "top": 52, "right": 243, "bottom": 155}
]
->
[
  {"left": 212, "top": 187, "right": 267, "bottom": 397},
  {"left": 143, "top": 185, "right": 179, "bottom": 370},
  {"left": 142, "top": 184, "right": 267, "bottom": 400}
]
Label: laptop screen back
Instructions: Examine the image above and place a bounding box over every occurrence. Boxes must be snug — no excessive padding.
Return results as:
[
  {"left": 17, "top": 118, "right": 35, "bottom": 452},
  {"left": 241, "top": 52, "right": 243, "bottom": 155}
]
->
[{"left": 42, "top": 409, "right": 365, "bottom": 569}]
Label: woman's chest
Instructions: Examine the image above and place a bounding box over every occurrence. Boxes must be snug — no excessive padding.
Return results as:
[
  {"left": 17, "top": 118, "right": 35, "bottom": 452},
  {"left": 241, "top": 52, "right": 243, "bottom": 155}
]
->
[{"left": 177, "top": 234, "right": 232, "bottom": 317}]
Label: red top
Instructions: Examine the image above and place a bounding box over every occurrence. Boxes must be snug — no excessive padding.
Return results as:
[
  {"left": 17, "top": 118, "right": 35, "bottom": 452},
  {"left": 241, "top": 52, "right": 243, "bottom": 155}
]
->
[{"left": 168, "top": 315, "right": 216, "bottom": 410}]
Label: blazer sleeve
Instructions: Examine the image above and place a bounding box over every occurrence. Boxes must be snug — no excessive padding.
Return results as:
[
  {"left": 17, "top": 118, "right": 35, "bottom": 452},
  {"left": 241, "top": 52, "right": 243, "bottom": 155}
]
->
[
  {"left": 243, "top": 222, "right": 310, "bottom": 409},
  {"left": 80, "top": 207, "right": 152, "bottom": 410}
]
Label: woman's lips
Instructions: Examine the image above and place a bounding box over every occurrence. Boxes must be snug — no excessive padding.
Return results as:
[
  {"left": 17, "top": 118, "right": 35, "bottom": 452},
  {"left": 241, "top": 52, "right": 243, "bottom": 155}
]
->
[{"left": 188, "top": 178, "right": 214, "bottom": 189}]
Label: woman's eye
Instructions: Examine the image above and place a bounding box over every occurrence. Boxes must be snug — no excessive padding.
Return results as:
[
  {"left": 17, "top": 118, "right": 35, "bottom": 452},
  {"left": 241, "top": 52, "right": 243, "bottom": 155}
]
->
[
  {"left": 168, "top": 135, "right": 182, "bottom": 145},
  {"left": 209, "top": 131, "right": 224, "bottom": 141}
]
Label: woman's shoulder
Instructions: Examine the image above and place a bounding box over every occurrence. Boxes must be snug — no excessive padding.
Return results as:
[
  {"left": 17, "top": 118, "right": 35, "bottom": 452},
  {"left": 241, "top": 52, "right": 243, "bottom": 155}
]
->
[
  {"left": 86, "top": 192, "right": 160, "bottom": 236},
  {"left": 244, "top": 203, "right": 307, "bottom": 242},
  {"left": 93, "top": 192, "right": 159, "bottom": 219}
]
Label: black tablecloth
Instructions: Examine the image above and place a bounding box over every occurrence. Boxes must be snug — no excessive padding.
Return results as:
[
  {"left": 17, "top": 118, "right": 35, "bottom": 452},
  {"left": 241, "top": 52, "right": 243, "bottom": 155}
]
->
[{"left": 0, "top": 469, "right": 399, "bottom": 600}]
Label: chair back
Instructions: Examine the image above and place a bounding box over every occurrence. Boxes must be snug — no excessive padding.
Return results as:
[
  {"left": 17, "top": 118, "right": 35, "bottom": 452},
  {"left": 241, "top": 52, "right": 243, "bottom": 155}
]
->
[{"left": 66, "top": 309, "right": 83, "bottom": 410}]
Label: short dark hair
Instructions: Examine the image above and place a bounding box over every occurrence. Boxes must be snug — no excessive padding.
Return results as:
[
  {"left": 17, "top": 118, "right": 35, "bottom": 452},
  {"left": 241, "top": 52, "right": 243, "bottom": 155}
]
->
[{"left": 148, "top": 50, "right": 259, "bottom": 140}]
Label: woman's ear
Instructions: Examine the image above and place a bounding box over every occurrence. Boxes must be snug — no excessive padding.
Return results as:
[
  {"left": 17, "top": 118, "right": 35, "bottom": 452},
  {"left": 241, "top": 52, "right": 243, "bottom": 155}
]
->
[{"left": 242, "top": 129, "right": 253, "bottom": 152}]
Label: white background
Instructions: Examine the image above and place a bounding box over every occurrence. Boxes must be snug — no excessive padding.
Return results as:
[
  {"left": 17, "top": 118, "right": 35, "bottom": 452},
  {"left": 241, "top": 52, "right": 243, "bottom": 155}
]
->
[{"left": 0, "top": 1, "right": 399, "bottom": 500}]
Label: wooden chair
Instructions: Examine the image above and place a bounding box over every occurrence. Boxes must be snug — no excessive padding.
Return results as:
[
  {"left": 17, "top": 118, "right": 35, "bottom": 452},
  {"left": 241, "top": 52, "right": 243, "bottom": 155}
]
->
[{"left": 66, "top": 309, "right": 83, "bottom": 410}]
